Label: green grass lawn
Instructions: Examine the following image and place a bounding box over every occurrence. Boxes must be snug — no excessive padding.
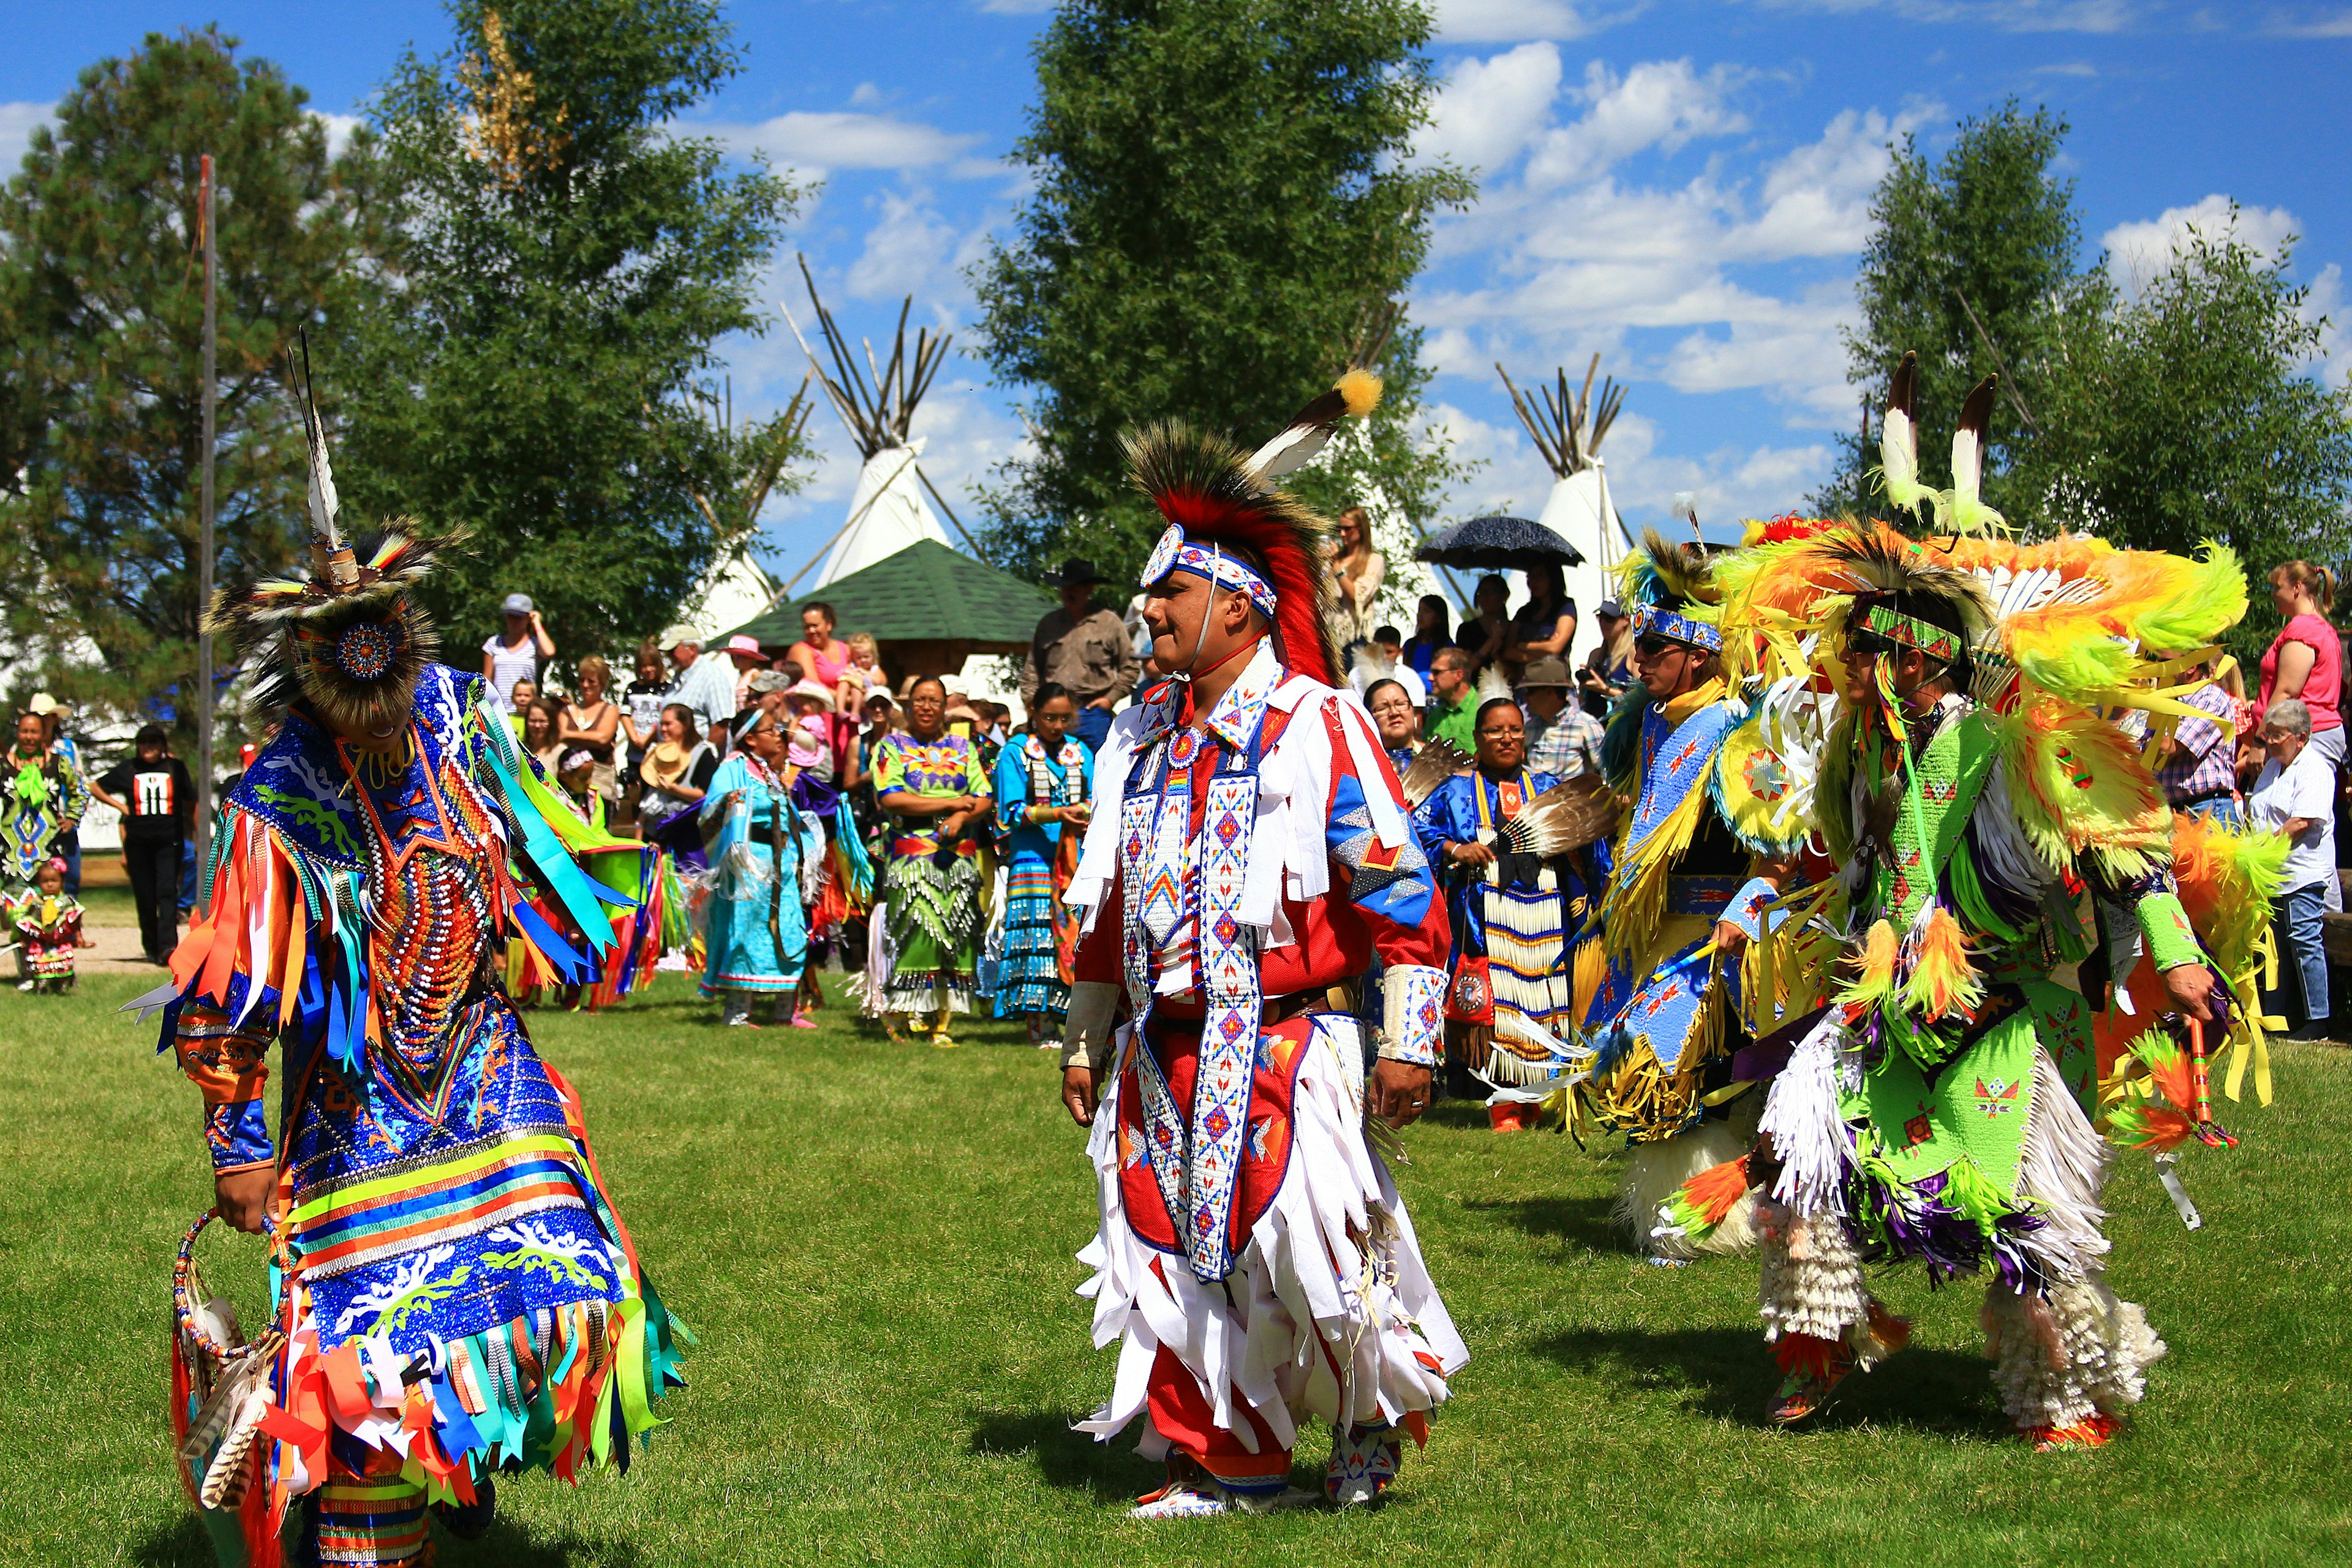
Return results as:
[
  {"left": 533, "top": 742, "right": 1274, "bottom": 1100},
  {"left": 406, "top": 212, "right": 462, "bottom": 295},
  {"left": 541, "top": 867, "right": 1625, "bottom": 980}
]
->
[{"left": 4, "top": 971, "right": 2348, "bottom": 1567}]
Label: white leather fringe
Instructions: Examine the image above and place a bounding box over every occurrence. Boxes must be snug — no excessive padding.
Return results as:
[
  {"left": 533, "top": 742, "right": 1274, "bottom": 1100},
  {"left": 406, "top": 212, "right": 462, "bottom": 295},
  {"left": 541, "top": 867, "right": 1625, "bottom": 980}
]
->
[{"left": 1075, "top": 1016, "right": 1467, "bottom": 1461}]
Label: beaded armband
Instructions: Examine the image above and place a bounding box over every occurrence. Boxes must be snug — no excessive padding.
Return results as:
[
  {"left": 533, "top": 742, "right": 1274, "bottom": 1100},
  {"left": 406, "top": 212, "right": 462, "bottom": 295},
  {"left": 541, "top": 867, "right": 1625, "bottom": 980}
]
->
[{"left": 1379, "top": 965, "right": 1447, "bottom": 1066}]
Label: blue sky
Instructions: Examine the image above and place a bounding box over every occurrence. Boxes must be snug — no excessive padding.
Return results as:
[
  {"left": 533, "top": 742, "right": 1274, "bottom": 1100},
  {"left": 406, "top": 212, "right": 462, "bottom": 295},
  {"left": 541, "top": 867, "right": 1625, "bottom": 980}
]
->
[{"left": 5, "top": 1, "right": 2348, "bottom": 576}]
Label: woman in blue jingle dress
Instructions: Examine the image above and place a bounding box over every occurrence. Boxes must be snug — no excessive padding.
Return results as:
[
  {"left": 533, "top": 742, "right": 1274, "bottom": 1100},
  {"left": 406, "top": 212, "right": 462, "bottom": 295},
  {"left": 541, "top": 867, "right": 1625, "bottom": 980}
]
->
[
  {"left": 699, "top": 707, "right": 820, "bottom": 1028},
  {"left": 991, "top": 683, "right": 1094, "bottom": 1049}
]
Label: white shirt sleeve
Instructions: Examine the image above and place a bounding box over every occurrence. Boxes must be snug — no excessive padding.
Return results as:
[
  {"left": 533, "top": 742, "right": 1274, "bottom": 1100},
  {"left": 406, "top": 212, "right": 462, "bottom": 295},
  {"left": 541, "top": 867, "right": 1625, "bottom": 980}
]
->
[{"left": 2292, "top": 753, "right": 2334, "bottom": 823}]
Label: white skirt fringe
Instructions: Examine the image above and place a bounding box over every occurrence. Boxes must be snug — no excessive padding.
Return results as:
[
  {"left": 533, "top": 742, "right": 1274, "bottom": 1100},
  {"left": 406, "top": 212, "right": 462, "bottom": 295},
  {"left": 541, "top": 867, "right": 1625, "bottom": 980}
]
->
[{"left": 1075, "top": 1016, "right": 1468, "bottom": 1460}]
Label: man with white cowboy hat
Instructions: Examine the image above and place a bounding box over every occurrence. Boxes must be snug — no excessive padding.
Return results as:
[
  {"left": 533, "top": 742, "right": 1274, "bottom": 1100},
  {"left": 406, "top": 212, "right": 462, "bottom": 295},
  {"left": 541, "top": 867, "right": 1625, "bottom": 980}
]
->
[{"left": 658, "top": 622, "right": 739, "bottom": 747}]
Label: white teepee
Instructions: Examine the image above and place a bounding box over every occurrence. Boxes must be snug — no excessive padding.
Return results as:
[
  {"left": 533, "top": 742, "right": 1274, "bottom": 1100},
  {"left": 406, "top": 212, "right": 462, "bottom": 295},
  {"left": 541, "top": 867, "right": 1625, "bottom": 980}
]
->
[
  {"left": 682, "top": 551, "right": 782, "bottom": 643},
  {"left": 679, "top": 374, "right": 815, "bottom": 641},
  {"left": 778, "top": 257, "right": 966, "bottom": 597},
  {"left": 1500, "top": 355, "right": 1633, "bottom": 667}
]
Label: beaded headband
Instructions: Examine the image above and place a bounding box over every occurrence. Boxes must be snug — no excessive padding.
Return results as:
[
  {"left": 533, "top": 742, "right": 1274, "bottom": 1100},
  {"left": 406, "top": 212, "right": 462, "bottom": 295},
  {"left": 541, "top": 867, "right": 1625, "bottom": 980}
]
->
[
  {"left": 1627, "top": 601, "right": 1721, "bottom": 652},
  {"left": 1141, "top": 523, "right": 1278, "bottom": 617},
  {"left": 1851, "top": 600, "right": 1962, "bottom": 663}
]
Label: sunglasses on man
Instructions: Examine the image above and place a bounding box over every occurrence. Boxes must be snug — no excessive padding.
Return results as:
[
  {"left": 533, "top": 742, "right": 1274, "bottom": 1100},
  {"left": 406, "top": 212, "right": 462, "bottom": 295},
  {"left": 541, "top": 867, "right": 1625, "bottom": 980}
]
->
[{"left": 1635, "top": 634, "right": 1689, "bottom": 659}]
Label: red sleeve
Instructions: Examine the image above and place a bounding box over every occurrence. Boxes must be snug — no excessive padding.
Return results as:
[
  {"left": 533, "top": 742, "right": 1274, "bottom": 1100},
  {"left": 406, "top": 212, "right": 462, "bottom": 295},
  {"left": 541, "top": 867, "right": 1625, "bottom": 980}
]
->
[
  {"left": 1323, "top": 704, "right": 1450, "bottom": 971},
  {"left": 1074, "top": 862, "right": 1125, "bottom": 985}
]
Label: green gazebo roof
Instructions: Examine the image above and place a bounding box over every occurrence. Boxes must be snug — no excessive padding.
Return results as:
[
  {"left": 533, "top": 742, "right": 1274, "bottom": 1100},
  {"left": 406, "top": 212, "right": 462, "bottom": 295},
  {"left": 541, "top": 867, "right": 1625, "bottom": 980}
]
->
[{"left": 722, "top": 538, "right": 1053, "bottom": 652}]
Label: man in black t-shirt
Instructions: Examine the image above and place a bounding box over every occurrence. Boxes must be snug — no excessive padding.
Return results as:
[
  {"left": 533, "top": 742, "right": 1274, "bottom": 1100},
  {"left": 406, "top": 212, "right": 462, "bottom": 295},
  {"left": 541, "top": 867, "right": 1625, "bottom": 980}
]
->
[{"left": 90, "top": 724, "right": 195, "bottom": 963}]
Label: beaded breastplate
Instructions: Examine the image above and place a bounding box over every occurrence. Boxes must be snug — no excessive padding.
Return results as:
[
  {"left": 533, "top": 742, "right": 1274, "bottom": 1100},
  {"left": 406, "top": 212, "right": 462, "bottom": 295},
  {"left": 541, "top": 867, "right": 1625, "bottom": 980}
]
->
[{"left": 346, "top": 729, "right": 503, "bottom": 1077}]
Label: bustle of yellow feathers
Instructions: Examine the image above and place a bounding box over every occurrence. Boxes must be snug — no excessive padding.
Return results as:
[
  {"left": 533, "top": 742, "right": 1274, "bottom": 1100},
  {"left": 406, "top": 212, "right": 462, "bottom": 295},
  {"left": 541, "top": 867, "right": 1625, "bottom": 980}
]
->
[{"left": 1994, "top": 697, "right": 2172, "bottom": 882}]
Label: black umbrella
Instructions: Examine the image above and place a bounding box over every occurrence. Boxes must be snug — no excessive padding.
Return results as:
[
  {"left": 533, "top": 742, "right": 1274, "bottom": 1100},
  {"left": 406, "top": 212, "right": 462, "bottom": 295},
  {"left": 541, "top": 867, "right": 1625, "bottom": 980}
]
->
[{"left": 1414, "top": 514, "right": 1585, "bottom": 570}]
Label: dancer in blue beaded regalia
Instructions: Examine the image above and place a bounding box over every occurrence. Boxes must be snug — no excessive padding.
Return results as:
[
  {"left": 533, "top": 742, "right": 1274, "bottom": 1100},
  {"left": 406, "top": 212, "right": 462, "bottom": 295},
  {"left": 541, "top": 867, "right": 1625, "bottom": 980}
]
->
[
  {"left": 992, "top": 681, "right": 1093, "bottom": 1050},
  {"left": 145, "top": 350, "right": 683, "bottom": 1568}
]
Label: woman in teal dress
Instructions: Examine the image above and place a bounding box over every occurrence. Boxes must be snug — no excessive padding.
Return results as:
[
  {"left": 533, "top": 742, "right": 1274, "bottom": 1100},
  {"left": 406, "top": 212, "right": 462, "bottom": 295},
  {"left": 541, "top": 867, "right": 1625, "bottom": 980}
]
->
[
  {"left": 699, "top": 709, "right": 819, "bottom": 1027},
  {"left": 990, "top": 683, "right": 1093, "bottom": 1048}
]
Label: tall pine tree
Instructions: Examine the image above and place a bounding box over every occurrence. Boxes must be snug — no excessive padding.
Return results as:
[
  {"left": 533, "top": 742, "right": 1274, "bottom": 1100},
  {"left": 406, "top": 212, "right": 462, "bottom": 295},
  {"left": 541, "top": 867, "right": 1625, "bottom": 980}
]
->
[
  {"left": 0, "top": 27, "right": 384, "bottom": 734},
  {"left": 339, "top": 0, "right": 805, "bottom": 663},
  {"left": 972, "top": 0, "right": 1473, "bottom": 589}
]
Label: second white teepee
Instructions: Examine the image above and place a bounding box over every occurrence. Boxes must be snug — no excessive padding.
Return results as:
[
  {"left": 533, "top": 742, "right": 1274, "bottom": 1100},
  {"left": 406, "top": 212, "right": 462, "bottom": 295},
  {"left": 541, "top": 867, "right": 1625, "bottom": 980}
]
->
[
  {"left": 1501, "top": 356, "right": 1633, "bottom": 667},
  {"left": 780, "top": 256, "right": 965, "bottom": 597}
]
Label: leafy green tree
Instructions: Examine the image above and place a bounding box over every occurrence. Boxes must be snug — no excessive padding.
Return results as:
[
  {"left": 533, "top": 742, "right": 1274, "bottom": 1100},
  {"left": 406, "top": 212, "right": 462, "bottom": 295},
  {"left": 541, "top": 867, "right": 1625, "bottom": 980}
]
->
[
  {"left": 337, "top": 0, "right": 805, "bottom": 665},
  {"left": 0, "top": 27, "right": 385, "bottom": 734},
  {"left": 971, "top": 0, "right": 1474, "bottom": 589},
  {"left": 2022, "top": 225, "right": 2352, "bottom": 666},
  {"left": 1815, "top": 100, "right": 2082, "bottom": 524}
]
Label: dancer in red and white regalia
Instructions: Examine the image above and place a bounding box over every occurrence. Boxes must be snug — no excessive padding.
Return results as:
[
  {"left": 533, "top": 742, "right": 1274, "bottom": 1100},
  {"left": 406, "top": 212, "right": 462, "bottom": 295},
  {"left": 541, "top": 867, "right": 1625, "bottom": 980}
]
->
[{"left": 1055, "top": 375, "right": 1466, "bottom": 1516}]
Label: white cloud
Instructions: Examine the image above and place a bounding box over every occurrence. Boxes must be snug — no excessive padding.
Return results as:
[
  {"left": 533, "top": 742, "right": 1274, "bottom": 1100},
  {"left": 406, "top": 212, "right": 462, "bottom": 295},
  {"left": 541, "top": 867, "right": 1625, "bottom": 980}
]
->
[
  {"left": 844, "top": 187, "right": 993, "bottom": 306},
  {"left": 1417, "top": 42, "right": 1564, "bottom": 174},
  {"left": 1429, "top": 0, "right": 1628, "bottom": 42},
  {"left": 2260, "top": 5, "right": 2352, "bottom": 35},
  {"left": 1742, "top": 0, "right": 2138, "bottom": 29},
  {"left": 715, "top": 110, "right": 987, "bottom": 177},
  {"left": 1526, "top": 59, "right": 1751, "bottom": 187},
  {"left": 0, "top": 102, "right": 54, "bottom": 178},
  {"left": 312, "top": 111, "right": 363, "bottom": 157},
  {"left": 2302, "top": 263, "right": 2351, "bottom": 387},
  {"left": 2102, "top": 194, "right": 2302, "bottom": 290},
  {"left": 1415, "top": 56, "right": 1933, "bottom": 423}
]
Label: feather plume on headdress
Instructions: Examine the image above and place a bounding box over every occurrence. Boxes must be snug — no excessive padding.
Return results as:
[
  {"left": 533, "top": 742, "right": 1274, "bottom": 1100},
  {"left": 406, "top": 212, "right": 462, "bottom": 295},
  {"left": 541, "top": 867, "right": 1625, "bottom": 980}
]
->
[
  {"left": 205, "top": 333, "right": 466, "bottom": 734},
  {"left": 1126, "top": 372, "right": 1384, "bottom": 687},
  {"left": 1619, "top": 526, "right": 1716, "bottom": 612}
]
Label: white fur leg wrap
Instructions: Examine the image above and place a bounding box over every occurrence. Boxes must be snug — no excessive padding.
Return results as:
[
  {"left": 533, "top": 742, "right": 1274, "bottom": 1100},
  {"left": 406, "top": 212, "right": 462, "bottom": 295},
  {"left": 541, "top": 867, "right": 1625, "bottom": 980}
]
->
[
  {"left": 1757, "top": 1011, "right": 1853, "bottom": 1219},
  {"left": 2013, "top": 1048, "right": 2113, "bottom": 1282},
  {"left": 1756, "top": 1199, "right": 1869, "bottom": 1344},
  {"left": 1619, "top": 1098, "right": 1762, "bottom": 1261},
  {"left": 1981, "top": 1273, "right": 2168, "bottom": 1431}
]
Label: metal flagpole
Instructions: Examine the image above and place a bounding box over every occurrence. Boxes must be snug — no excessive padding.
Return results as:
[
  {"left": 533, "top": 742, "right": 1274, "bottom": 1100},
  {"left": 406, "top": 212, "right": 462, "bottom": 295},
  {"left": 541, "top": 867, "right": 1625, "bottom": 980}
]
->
[{"left": 197, "top": 154, "right": 216, "bottom": 880}]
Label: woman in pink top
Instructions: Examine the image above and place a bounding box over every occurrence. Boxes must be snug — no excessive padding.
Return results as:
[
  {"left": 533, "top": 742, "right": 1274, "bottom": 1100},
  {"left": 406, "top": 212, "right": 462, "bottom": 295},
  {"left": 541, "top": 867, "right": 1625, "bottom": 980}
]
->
[
  {"left": 2261, "top": 560, "right": 2345, "bottom": 767},
  {"left": 784, "top": 600, "right": 859, "bottom": 772}
]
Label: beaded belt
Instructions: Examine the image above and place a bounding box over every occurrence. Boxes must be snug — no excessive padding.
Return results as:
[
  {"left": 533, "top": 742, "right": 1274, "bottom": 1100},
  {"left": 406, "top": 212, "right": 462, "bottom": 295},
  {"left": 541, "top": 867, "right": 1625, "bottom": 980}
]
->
[{"left": 1665, "top": 874, "right": 1743, "bottom": 917}]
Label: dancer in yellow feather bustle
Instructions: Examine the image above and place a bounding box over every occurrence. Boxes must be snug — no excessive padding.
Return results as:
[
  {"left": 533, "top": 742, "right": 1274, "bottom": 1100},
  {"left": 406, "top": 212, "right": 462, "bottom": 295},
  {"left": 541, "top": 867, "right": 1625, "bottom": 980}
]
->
[
  {"left": 1686, "top": 355, "right": 2278, "bottom": 1446},
  {"left": 1568, "top": 522, "right": 1836, "bottom": 1262}
]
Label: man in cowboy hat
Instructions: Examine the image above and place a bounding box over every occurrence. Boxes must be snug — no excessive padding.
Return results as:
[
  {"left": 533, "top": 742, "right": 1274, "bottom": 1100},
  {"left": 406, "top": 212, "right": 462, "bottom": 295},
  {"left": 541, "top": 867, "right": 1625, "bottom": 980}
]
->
[
  {"left": 1520, "top": 654, "right": 1605, "bottom": 780},
  {"left": 659, "top": 622, "right": 739, "bottom": 747},
  {"left": 1021, "top": 558, "right": 1139, "bottom": 753}
]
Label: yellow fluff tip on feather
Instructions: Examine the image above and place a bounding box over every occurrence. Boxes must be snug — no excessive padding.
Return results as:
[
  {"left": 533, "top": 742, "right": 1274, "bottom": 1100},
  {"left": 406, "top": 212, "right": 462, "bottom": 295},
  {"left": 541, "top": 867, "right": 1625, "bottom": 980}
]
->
[
  {"left": 1903, "top": 905, "right": 1984, "bottom": 1020},
  {"left": 1837, "top": 918, "right": 1900, "bottom": 1010},
  {"left": 1336, "top": 368, "right": 1383, "bottom": 419}
]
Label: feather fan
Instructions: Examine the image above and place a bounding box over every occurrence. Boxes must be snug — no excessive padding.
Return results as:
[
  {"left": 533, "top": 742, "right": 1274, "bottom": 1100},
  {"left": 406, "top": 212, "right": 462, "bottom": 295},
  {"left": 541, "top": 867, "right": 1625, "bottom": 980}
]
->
[
  {"left": 1397, "top": 737, "right": 1471, "bottom": 807},
  {"left": 1501, "top": 775, "right": 1620, "bottom": 856}
]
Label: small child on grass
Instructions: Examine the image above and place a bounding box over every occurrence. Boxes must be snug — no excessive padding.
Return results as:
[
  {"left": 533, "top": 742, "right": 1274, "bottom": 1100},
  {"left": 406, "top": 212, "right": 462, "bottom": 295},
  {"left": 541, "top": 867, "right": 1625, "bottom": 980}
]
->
[{"left": 15, "top": 857, "right": 92, "bottom": 993}]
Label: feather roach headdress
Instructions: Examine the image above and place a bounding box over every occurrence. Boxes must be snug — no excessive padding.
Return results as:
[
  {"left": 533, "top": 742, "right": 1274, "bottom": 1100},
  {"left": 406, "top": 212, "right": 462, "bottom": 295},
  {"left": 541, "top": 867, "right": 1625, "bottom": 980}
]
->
[
  {"left": 1616, "top": 526, "right": 1722, "bottom": 652},
  {"left": 205, "top": 337, "right": 461, "bottom": 736},
  {"left": 1125, "top": 370, "right": 1383, "bottom": 687}
]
